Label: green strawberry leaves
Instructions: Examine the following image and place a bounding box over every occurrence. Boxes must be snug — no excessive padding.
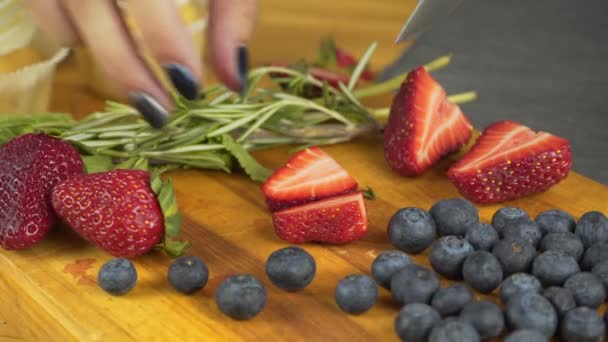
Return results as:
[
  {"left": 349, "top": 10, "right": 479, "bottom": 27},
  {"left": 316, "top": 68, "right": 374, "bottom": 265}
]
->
[
  {"left": 150, "top": 171, "right": 190, "bottom": 257},
  {"left": 82, "top": 155, "right": 114, "bottom": 173},
  {"left": 221, "top": 134, "right": 272, "bottom": 183},
  {"left": 115, "top": 157, "right": 149, "bottom": 171}
]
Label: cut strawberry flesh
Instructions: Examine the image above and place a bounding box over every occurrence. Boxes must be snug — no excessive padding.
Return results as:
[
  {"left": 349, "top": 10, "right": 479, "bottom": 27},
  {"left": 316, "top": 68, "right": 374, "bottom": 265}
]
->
[
  {"left": 262, "top": 147, "right": 358, "bottom": 211},
  {"left": 384, "top": 67, "right": 473, "bottom": 176},
  {"left": 448, "top": 121, "right": 573, "bottom": 204},
  {"left": 272, "top": 192, "right": 368, "bottom": 244}
]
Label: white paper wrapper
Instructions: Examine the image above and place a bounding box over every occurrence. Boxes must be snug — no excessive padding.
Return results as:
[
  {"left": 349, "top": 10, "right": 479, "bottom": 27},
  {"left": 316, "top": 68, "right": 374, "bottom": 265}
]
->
[{"left": 0, "top": 31, "right": 68, "bottom": 114}]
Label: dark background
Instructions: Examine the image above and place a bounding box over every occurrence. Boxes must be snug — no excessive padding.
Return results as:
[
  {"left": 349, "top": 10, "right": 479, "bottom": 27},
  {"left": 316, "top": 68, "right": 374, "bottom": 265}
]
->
[{"left": 380, "top": 0, "right": 607, "bottom": 184}]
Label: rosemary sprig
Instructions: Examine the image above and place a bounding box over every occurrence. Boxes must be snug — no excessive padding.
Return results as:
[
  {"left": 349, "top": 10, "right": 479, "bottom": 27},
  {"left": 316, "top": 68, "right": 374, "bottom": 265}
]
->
[{"left": 0, "top": 43, "right": 477, "bottom": 182}]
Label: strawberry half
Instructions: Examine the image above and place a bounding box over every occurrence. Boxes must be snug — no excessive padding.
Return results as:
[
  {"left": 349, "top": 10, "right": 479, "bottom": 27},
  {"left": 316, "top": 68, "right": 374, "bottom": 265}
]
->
[
  {"left": 384, "top": 67, "right": 473, "bottom": 176},
  {"left": 448, "top": 121, "right": 573, "bottom": 204},
  {"left": 261, "top": 147, "right": 358, "bottom": 212},
  {"left": 272, "top": 192, "right": 368, "bottom": 244},
  {"left": 0, "top": 133, "right": 83, "bottom": 250},
  {"left": 52, "top": 169, "right": 188, "bottom": 258}
]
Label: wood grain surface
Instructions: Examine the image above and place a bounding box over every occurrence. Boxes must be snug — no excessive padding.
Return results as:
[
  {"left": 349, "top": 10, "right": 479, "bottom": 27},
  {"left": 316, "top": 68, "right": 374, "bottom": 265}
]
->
[{"left": 2, "top": 0, "right": 608, "bottom": 341}]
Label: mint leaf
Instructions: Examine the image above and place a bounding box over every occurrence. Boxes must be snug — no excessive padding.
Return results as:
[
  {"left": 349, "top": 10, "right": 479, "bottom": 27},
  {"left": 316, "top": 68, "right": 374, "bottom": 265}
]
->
[
  {"left": 82, "top": 155, "right": 114, "bottom": 174},
  {"left": 362, "top": 187, "right": 376, "bottom": 200},
  {"left": 221, "top": 135, "right": 272, "bottom": 183}
]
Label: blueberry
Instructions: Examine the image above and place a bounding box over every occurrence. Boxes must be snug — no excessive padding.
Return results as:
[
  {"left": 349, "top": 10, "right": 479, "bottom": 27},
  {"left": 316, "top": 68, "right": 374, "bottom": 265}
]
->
[
  {"left": 388, "top": 207, "right": 437, "bottom": 253},
  {"left": 492, "top": 207, "right": 530, "bottom": 237},
  {"left": 429, "top": 236, "right": 475, "bottom": 280},
  {"left": 371, "top": 250, "right": 412, "bottom": 289},
  {"left": 591, "top": 260, "right": 608, "bottom": 290},
  {"left": 265, "top": 246, "right": 316, "bottom": 291},
  {"left": 391, "top": 264, "right": 440, "bottom": 305},
  {"left": 462, "top": 251, "right": 503, "bottom": 294},
  {"left": 563, "top": 272, "right": 606, "bottom": 308},
  {"left": 561, "top": 307, "right": 606, "bottom": 342},
  {"left": 465, "top": 223, "right": 499, "bottom": 251},
  {"left": 503, "top": 330, "right": 548, "bottom": 342},
  {"left": 539, "top": 232, "right": 584, "bottom": 261},
  {"left": 543, "top": 286, "right": 576, "bottom": 317},
  {"left": 535, "top": 209, "right": 576, "bottom": 235},
  {"left": 502, "top": 220, "right": 543, "bottom": 248},
  {"left": 428, "top": 318, "right": 480, "bottom": 342},
  {"left": 505, "top": 292, "right": 558, "bottom": 337},
  {"left": 582, "top": 243, "right": 608, "bottom": 270},
  {"left": 98, "top": 258, "right": 137, "bottom": 296},
  {"left": 167, "top": 256, "right": 209, "bottom": 294},
  {"left": 394, "top": 303, "right": 441, "bottom": 342},
  {"left": 500, "top": 273, "right": 543, "bottom": 304},
  {"left": 335, "top": 274, "right": 377, "bottom": 314},
  {"left": 430, "top": 198, "right": 479, "bottom": 237},
  {"left": 459, "top": 301, "right": 505, "bottom": 339},
  {"left": 575, "top": 211, "right": 608, "bottom": 248},
  {"left": 492, "top": 238, "right": 536, "bottom": 276},
  {"left": 531, "top": 250, "right": 580, "bottom": 287},
  {"left": 430, "top": 284, "right": 473, "bottom": 317},
  {"left": 216, "top": 274, "right": 267, "bottom": 320}
]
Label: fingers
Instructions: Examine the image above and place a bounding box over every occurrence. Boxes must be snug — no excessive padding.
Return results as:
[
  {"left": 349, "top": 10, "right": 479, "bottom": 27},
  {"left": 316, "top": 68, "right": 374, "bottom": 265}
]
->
[
  {"left": 22, "top": 0, "right": 80, "bottom": 46},
  {"left": 62, "top": 0, "right": 171, "bottom": 128},
  {"left": 208, "top": 0, "right": 258, "bottom": 92},
  {"left": 127, "top": 0, "right": 202, "bottom": 100}
]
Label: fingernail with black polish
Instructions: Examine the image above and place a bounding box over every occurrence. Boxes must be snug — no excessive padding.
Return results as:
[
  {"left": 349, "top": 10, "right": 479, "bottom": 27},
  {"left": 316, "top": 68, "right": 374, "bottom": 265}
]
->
[
  {"left": 163, "top": 63, "right": 200, "bottom": 100},
  {"left": 237, "top": 45, "right": 249, "bottom": 96},
  {"left": 128, "top": 92, "right": 169, "bottom": 129}
]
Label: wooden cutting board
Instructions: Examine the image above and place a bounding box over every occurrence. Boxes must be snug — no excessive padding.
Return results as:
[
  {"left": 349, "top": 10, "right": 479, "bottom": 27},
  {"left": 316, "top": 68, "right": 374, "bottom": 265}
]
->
[{"left": 2, "top": 1, "right": 607, "bottom": 341}]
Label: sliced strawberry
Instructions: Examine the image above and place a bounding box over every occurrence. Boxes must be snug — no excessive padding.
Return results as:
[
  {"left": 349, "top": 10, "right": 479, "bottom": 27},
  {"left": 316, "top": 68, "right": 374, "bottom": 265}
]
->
[
  {"left": 262, "top": 147, "right": 358, "bottom": 212},
  {"left": 272, "top": 192, "right": 368, "bottom": 244},
  {"left": 309, "top": 67, "right": 351, "bottom": 88},
  {"left": 384, "top": 67, "right": 473, "bottom": 176},
  {"left": 335, "top": 47, "right": 358, "bottom": 68},
  {"left": 335, "top": 48, "right": 375, "bottom": 81},
  {"left": 448, "top": 121, "right": 573, "bottom": 204}
]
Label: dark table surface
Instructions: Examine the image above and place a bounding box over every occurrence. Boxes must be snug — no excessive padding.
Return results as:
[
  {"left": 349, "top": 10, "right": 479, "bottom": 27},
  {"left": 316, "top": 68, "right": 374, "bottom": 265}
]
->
[{"left": 381, "top": 0, "right": 607, "bottom": 184}]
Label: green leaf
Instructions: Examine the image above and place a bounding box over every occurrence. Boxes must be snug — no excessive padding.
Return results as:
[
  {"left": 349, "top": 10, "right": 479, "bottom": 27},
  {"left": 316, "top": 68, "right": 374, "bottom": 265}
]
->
[
  {"left": 82, "top": 155, "right": 114, "bottom": 174},
  {"left": 162, "top": 238, "right": 190, "bottom": 258},
  {"left": 221, "top": 134, "right": 272, "bottom": 182},
  {"left": 362, "top": 187, "right": 376, "bottom": 200},
  {"left": 164, "top": 213, "right": 182, "bottom": 237},
  {"left": 315, "top": 36, "right": 337, "bottom": 68},
  {"left": 149, "top": 172, "right": 189, "bottom": 257},
  {"left": 115, "top": 157, "right": 149, "bottom": 171}
]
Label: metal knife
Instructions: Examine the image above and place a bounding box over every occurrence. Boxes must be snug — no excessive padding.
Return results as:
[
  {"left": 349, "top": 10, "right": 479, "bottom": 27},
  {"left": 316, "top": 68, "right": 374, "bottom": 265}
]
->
[{"left": 395, "top": 0, "right": 465, "bottom": 44}]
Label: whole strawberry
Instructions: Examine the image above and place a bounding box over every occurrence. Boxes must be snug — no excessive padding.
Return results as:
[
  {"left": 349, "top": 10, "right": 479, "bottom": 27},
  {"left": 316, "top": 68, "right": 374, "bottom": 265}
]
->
[
  {"left": 0, "top": 133, "right": 83, "bottom": 250},
  {"left": 51, "top": 169, "right": 187, "bottom": 258}
]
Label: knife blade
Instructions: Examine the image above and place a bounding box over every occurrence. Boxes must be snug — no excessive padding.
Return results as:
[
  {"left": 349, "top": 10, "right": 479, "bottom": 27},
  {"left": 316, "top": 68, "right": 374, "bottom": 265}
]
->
[{"left": 395, "top": 0, "right": 465, "bottom": 44}]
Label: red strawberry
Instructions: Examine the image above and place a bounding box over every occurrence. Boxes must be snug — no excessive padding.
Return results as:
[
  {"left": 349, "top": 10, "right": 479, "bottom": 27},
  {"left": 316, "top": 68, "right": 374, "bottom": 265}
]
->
[
  {"left": 0, "top": 133, "right": 83, "bottom": 250},
  {"left": 51, "top": 169, "right": 187, "bottom": 258},
  {"left": 448, "top": 121, "right": 573, "bottom": 204},
  {"left": 270, "top": 62, "right": 351, "bottom": 89},
  {"left": 262, "top": 147, "right": 358, "bottom": 212},
  {"left": 384, "top": 67, "right": 473, "bottom": 176},
  {"left": 335, "top": 47, "right": 375, "bottom": 81},
  {"left": 272, "top": 192, "right": 368, "bottom": 244}
]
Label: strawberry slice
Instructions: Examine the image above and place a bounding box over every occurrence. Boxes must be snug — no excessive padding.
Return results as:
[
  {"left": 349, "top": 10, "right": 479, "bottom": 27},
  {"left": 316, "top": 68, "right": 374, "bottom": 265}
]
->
[
  {"left": 272, "top": 192, "right": 368, "bottom": 244},
  {"left": 335, "top": 48, "right": 375, "bottom": 81},
  {"left": 448, "top": 121, "right": 573, "bottom": 204},
  {"left": 384, "top": 67, "right": 473, "bottom": 176},
  {"left": 262, "top": 147, "right": 358, "bottom": 212}
]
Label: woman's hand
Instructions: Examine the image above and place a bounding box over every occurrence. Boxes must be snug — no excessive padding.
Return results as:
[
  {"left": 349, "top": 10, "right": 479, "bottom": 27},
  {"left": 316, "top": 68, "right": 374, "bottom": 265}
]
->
[{"left": 24, "top": 0, "right": 258, "bottom": 128}]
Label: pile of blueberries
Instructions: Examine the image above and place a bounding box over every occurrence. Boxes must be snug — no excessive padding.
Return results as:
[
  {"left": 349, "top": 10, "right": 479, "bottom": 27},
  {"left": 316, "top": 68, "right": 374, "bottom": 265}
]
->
[
  {"left": 96, "top": 198, "right": 608, "bottom": 342},
  {"left": 384, "top": 199, "right": 608, "bottom": 342}
]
